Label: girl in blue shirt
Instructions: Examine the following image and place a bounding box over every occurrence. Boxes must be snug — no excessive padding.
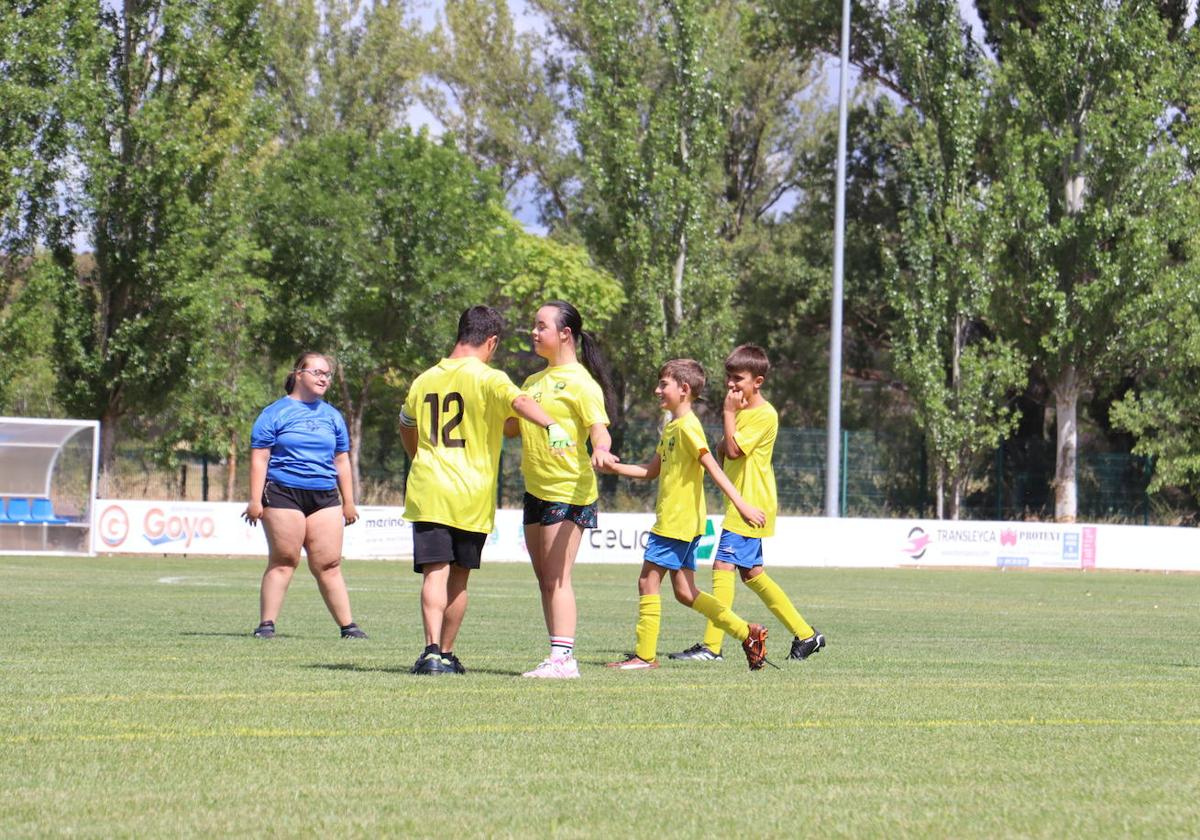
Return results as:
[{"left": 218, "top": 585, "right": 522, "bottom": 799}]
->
[{"left": 243, "top": 352, "right": 366, "bottom": 639}]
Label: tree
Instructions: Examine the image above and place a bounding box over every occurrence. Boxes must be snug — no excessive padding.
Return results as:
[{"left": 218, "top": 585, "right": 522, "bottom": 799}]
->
[
  {"left": 262, "top": 0, "right": 430, "bottom": 143},
  {"left": 0, "top": 0, "right": 97, "bottom": 268},
  {"left": 49, "top": 0, "right": 270, "bottom": 470},
  {"left": 428, "top": 0, "right": 576, "bottom": 219},
  {"left": 0, "top": 256, "right": 66, "bottom": 418},
  {"left": 534, "top": 0, "right": 738, "bottom": 409},
  {"left": 255, "top": 128, "right": 516, "bottom": 494},
  {"left": 986, "top": 2, "right": 1191, "bottom": 520},
  {"left": 880, "top": 0, "right": 1025, "bottom": 518}
]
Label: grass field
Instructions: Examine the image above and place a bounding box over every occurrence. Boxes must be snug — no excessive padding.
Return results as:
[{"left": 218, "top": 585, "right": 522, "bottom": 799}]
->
[{"left": 2, "top": 555, "right": 1199, "bottom": 838}]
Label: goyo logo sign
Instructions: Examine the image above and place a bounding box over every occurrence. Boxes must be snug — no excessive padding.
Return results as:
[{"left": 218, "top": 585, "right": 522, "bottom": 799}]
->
[
  {"left": 143, "top": 508, "right": 216, "bottom": 548},
  {"left": 99, "top": 505, "right": 130, "bottom": 547}
]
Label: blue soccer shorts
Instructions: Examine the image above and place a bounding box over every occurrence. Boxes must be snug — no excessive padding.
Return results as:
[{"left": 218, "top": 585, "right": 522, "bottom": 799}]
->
[
  {"left": 644, "top": 533, "right": 701, "bottom": 571},
  {"left": 715, "top": 530, "right": 764, "bottom": 569}
]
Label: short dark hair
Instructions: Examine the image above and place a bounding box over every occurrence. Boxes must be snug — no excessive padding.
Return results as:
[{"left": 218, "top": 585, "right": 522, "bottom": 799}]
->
[
  {"left": 659, "top": 358, "right": 706, "bottom": 399},
  {"left": 724, "top": 344, "right": 770, "bottom": 379},
  {"left": 456, "top": 305, "right": 505, "bottom": 347}
]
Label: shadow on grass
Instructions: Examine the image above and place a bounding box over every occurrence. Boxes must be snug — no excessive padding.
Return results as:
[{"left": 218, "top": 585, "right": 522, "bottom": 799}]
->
[
  {"left": 305, "top": 662, "right": 525, "bottom": 677},
  {"left": 179, "top": 631, "right": 256, "bottom": 638}
]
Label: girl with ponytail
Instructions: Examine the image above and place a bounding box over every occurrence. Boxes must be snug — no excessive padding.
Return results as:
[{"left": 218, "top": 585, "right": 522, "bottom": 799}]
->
[{"left": 504, "top": 301, "right": 618, "bottom": 678}]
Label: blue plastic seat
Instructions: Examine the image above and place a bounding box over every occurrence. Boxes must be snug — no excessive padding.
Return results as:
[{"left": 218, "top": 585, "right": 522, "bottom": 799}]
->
[
  {"left": 0, "top": 499, "right": 9, "bottom": 522},
  {"left": 6, "top": 497, "right": 34, "bottom": 522},
  {"left": 31, "top": 498, "right": 68, "bottom": 524}
]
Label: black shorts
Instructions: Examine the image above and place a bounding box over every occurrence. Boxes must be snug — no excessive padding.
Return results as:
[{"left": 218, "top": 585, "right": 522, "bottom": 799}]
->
[
  {"left": 412, "top": 522, "right": 487, "bottom": 573},
  {"left": 262, "top": 481, "right": 341, "bottom": 517},
  {"left": 522, "top": 493, "right": 599, "bottom": 529}
]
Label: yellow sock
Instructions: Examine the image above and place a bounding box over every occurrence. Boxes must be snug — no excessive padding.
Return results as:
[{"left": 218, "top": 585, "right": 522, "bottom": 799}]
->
[
  {"left": 746, "top": 572, "right": 814, "bottom": 639},
  {"left": 701, "top": 569, "right": 736, "bottom": 653},
  {"left": 635, "top": 594, "right": 662, "bottom": 662},
  {"left": 691, "top": 591, "right": 749, "bottom": 642}
]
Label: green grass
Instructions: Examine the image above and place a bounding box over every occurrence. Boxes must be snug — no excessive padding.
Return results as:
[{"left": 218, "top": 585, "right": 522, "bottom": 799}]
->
[{"left": 2, "top": 555, "right": 1199, "bottom": 838}]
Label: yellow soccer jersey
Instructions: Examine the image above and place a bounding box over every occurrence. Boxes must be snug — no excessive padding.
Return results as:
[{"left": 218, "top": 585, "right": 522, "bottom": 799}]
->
[
  {"left": 652, "top": 411, "right": 710, "bottom": 541},
  {"left": 401, "top": 356, "right": 522, "bottom": 534},
  {"left": 518, "top": 363, "right": 609, "bottom": 505},
  {"left": 722, "top": 402, "right": 778, "bottom": 537}
]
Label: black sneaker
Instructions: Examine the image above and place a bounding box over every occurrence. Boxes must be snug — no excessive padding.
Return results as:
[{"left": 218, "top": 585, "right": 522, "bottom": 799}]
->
[
  {"left": 668, "top": 643, "right": 723, "bottom": 661},
  {"left": 411, "top": 651, "right": 455, "bottom": 675},
  {"left": 441, "top": 652, "right": 466, "bottom": 674},
  {"left": 253, "top": 621, "right": 275, "bottom": 639},
  {"left": 340, "top": 623, "right": 368, "bottom": 639},
  {"left": 788, "top": 629, "right": 826, "bottom": 661}
]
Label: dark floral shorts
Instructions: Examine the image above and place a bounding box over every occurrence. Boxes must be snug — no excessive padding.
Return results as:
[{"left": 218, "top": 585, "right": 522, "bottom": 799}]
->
[{"left": 522, "top": 492, "right": 599, "bottom": 529}]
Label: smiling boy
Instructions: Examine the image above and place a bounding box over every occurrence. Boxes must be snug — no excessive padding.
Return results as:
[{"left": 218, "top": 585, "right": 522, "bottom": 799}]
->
[
  {"left": 668, "top": 345, "right": 826, "bottom": 663},
  {"left": 600, "top": 359, "right": 771, "bottom": 671}
]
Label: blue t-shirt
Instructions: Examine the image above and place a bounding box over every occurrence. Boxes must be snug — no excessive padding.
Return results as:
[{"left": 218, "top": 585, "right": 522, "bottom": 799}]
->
[{"left": 250, "top": 396, "right": 350, "bottom": 490}]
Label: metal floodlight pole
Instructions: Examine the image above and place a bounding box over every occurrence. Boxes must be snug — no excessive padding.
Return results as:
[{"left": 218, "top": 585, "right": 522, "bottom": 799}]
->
[{"left": 825, "top": 0, "right": 852, "bottom": 518}]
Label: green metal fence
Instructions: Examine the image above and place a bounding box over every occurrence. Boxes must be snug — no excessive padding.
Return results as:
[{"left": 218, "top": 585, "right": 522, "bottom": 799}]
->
[{"left": 115, "top": 424, "right": 1155, "bottom": 522}]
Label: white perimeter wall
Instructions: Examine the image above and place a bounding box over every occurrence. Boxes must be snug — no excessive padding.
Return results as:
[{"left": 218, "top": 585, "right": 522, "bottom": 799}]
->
[{"left": 92, "top": 500, "right": 1200, "bottom": 572}]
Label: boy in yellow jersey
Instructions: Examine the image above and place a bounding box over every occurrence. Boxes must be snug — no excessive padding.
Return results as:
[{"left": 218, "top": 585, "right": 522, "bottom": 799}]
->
[
  {"left": 668, "top": 345, "right": 825, "bottom": 663},
  {"left": 600, "top": 359, "right": 771, "bottom": 671},
  {"left": 399, "top": 306, "right": 572, "bottom": 676}
]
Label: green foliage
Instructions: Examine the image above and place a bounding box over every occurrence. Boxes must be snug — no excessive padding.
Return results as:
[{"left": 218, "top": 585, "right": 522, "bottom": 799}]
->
[
  {"left": 257, "top": 128, "right": 508, "bottom": 379},
  {"left": 0, "top": 0, "right": 99, "bottom": 261},
  {"left": 430, "top": 0, "right": 572, "bottom": 208},
  {"left": 487, "top": 218, "right": 626, "bottom": 354},
  {"left": 262, "top": 0, "right": 430, "bottom": 142},
  {"left": 0, "top": 256, "right": 66, "bottom": 417},
  {"left": 46, "top": 0, "right": 271, "bottom": 468},
  {"left": 881, "top": 0, "right": 1026, "bottom": 514},
  {"left": 988, "top": 4, "right": 1187, "bottom": 381},
  {"left": 549, "top": 0, "right": 738, "bottom": 404}
]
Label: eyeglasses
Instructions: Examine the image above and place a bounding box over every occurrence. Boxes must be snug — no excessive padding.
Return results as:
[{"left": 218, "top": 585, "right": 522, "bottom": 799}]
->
[{"left": 298, "top": 369, "right": 333, "bottom": 381}]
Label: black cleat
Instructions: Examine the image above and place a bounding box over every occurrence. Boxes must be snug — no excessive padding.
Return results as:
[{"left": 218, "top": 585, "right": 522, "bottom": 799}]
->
[
  {"left": 253, "top": 621, "right": 275, "bottom": 639},
  {"left": 411, "top": 651, "right": 455, "bottom": 675},
  {"left": 788, "top": 629, "right": 826, "bottom": 661},
  {"left": 441, "top": 652, "right": 466, "bottom": 674},
  {"left": 668, "top": 643, "right": 723, "bottom": 661},
  {"left": 340, "top": 623, "right": 368, "bottom": 639}
]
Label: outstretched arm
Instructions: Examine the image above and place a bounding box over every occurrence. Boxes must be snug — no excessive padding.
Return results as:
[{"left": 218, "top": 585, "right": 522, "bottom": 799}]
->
[
  {"left": 603, "top": 452, "right": 660, "bottom": 480},
  {"left": 699, "top": 451, "right": 765, "bottom": 527},
  {"left": 589, "top": 423, "right": 619, "bottom": 470},
  {"left": 511, "top": 395, "right": 574, "bottom": 452}
]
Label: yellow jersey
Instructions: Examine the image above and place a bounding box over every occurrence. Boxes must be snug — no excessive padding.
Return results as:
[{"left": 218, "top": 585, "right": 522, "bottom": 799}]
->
[
  {"left": 518, "top": 363, "right": 609, "bottom": 505},
  {"left": 722, "top": 401, "right": 778, "bottom": 537},
  {"left": 400, "top": 356, "right": 522, "bottom": 534},
  {"left": 652, "top": 411, "right": 710, "bottom": 541}
]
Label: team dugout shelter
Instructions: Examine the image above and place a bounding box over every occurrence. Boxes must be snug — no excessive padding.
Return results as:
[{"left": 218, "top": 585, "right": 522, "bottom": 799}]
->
[{"left": 0, "top": 417, "right": 99, "bottom": 555}]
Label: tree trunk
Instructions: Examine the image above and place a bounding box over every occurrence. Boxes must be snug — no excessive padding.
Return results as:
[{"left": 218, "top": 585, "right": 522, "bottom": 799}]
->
[
  {"left": 335, "top": 364, "right": 369, "bottom": 503},
  {"left": 670, "top": 228, "right": 686, "bottom": 331},
  {"left": 1053, "top": 367, "right": 1079, "bottom": 522},
  {"left": 935, "top": 462, "right": 945, "bottom": 520},
  {"left": 99, "top": 406, "right": 120, "bottom": 481},
  {"left": 225, "top": 430, "right": 239, "bottom": 502}
]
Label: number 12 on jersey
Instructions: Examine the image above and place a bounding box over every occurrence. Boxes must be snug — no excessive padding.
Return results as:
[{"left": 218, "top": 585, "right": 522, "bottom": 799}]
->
[{"left": 424, "top": 392, "right": 466, "bottom": 448}]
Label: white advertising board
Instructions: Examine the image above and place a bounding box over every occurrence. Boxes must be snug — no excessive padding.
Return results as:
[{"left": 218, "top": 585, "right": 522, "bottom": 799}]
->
[
  {"left": 93, "top": 500, "right": 1200, "bottom": 572},
  {"left": 93, "top": 500, "right": 412, "bottom": 559}
]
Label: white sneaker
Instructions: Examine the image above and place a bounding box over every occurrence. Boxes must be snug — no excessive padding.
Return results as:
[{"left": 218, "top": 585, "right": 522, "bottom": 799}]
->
[{"left": 522, "top": 656, "right": 581, "bottom": 679}]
